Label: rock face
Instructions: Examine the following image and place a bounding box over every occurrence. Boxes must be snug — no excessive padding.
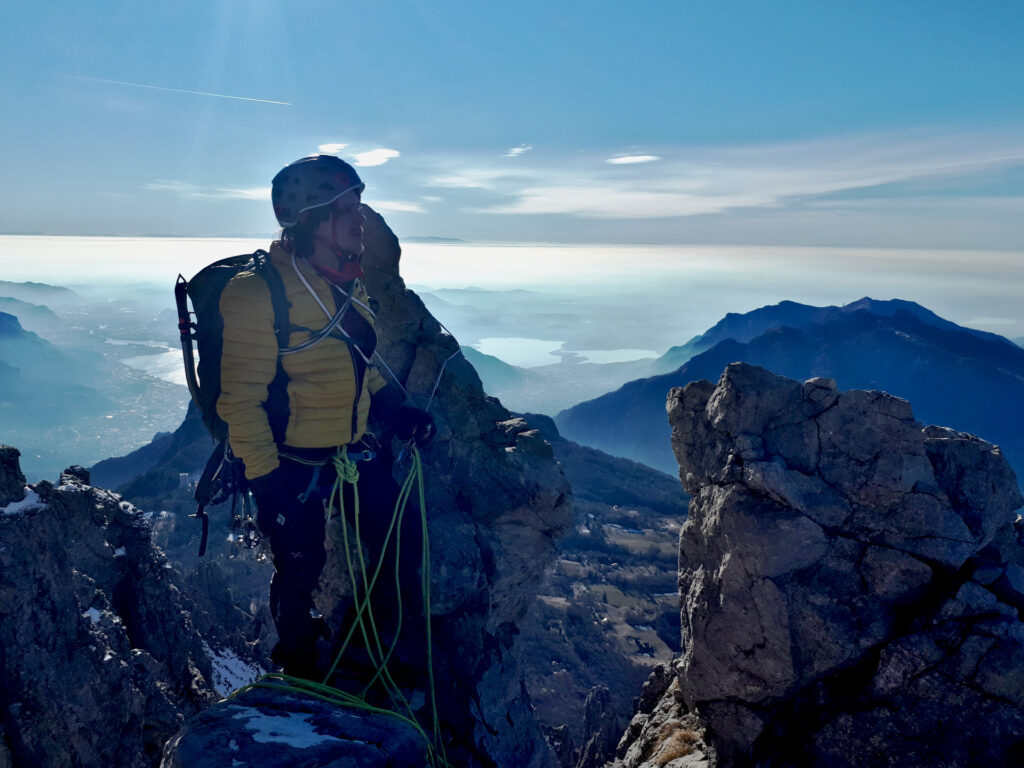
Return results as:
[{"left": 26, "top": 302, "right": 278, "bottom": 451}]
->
[
  {"left": 0, "top": 446, "right": 25, "bottom": 506},
  {"left": 613, "top": 363, "right": 1024, "bottom": 767},
  {"left": 0, "top": 453, "right": 216, "bottom": 767},
  {"left": 163, "top": 206, "right": 573, "bottom": 767}
]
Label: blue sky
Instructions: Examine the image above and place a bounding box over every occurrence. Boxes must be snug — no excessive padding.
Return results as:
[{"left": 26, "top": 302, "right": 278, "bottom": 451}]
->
[{"left": 2, "top": 1, "right": 1023, "bottom": 247}]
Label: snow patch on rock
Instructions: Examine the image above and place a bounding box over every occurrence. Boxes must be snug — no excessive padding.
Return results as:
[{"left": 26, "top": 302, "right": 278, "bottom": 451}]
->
[
  {"left": 233, "top": 708, "right": 339, "bottom": 748},
  {"left": 1, "top": 488, "right": 44, "bottom": 516},
  {"left": 204, "top": 641, "right": 264, "bottom": 697}
]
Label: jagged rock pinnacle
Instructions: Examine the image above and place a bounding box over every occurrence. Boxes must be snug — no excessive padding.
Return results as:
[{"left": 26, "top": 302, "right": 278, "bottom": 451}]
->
[{"left": 611, "top": 362, "right": 1024, "bottom": 768}]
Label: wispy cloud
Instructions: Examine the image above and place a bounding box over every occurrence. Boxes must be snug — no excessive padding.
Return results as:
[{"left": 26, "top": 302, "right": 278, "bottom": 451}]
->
[
  {"left": 506, "top": 145, "right": 533, "bottom": 157},
  {"left": 66, "top": 75, "right": 291, "bottom": 106},
  {"left": 318, "top": 143, "right": 348, "bottom": 154},
  {"left": 353, "top": 148, "right": 400, "bottom": 167},
  {"left": 427, "top": 171, "right": 503, "bottom": 190},
  {"left": 441, "top": 129, "right": 1024, "bottom": 219},
  {"left": 606, "top": 154, "right": 660, "bottom": 164},
  {"left": 145, "top": 181, "right": 271, "bottom": 200},
  {"left": 373, "top": 200, "right": 426, "bottom": 213}
]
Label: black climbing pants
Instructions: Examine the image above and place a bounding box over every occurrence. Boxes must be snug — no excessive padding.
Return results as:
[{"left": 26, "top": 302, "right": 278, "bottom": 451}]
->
[{"left": 253, "top": 445, "right": 421, "bottom": 678}]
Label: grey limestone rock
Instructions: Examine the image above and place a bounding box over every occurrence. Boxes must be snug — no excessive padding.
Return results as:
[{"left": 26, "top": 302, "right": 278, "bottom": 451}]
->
[
  {"left": 0, "top": 451, "right": 216, "bottom": 767},
  {"left": 0, "top": 446, "right": 25, "bottom": 506},
  {"left": 620, "top": 362, "right": 1024, "bottom": 767},
  {"left": 606, "top": 671, "right": 709, "bottom": 768},
  {"left": 575, "top": 686, "right": 627, "bottom": 768}
]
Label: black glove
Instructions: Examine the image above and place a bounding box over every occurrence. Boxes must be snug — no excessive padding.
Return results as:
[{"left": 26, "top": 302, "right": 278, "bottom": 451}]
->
[
  {"left": 371, "top": 385, "right": 435, "bottom": 445},
  {"left": 395, "top": 405, "right": 435, "bottom": 445}
]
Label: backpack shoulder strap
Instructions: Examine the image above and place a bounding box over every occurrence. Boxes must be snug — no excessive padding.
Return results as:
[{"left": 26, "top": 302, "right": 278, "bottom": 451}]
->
[
  {"left": 250, "top": 250, "right": 292, "bottom": 446},
  {"left": 251, "top": 249, "right": 292, "bottom": 348}
]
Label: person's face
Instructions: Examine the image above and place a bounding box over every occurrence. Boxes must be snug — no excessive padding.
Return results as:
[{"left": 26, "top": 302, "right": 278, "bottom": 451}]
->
[{"left": 317, "top": 189, "right": 365, "bottom": 255}]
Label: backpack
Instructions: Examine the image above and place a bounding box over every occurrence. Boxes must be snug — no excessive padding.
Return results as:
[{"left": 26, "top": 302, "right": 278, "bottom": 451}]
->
[{"left": 174, "top": 250, "right": 291, "bottom": 555}]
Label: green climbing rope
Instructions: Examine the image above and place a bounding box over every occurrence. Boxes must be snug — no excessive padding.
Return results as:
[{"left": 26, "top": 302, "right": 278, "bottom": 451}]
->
[{"left": 227, "top": 445, "right": 450, "bottom": 768}]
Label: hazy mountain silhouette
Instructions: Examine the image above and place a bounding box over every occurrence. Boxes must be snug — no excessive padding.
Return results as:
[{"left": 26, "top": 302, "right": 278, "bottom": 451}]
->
[
  {"left": 0, "top": 298, "right": 62, "bottom": 336},
  {"left": 651, "top": 297, "right": 997, "bottom": 373},
  {"left": 460, "top": 346, "right": 539, "bottom": 394},
  {"left": 0, "top": 312, "right": 111, "bottom": 428},
  {"left": 556, "top": 299, "right": 1024, "bottom": 481},
  {"left": 0, "top": 281, "right": 81, "bottom": 305}
]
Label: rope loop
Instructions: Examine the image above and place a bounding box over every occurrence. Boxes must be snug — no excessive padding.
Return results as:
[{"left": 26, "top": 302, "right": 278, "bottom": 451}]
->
[
  {"left": 230, "top": 444, "right": 450, "bottom": 767},
  {"left": 333, "top": 452, "right": 361, "bottom": 486}
]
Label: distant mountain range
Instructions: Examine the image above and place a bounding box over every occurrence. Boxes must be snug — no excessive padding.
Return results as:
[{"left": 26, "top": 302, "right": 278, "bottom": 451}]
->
[
  {"left": 650, "top": 297, "right": 995, "bottom": 373},
  {"left": 0, "top": 281, "right": 190, "bottom": 482},
  {"left": 556, "top": 298, "right": 1024, "bottom": 482},
  {"left": 0, "top": 281, "right": 80, "bottom": 306},
  {"left": 0, "top": 298, "right": 62, "bottom": 335},
  {"left": 460, "top": 346, "right": 540, "bottom": 394},
  {"left": 90, "top": 402, "right": 213, "bottom": 493},
  {"left": 0, "top": 312, "right": 111, "bottom": 429}
]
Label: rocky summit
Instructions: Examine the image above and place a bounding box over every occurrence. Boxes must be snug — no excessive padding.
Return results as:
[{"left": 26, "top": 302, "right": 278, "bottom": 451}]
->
[{"left": 610, "top": 362, "right": 1024, "bottom": 768}]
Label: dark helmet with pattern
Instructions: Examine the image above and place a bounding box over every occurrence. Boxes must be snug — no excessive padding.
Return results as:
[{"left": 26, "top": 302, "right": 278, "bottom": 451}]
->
[{"left": 271, "top": 154, "right": 365, "bottom": 227}]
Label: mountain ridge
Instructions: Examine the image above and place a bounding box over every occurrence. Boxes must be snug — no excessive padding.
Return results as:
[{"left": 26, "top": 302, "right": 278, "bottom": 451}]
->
[{"left": 557, "top": 300, "right": 1024, "bottom": 481}]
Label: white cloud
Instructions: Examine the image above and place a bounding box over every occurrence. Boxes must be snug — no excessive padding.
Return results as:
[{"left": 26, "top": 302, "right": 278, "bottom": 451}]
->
[
  {"left": 506, "top": 145, "right": 533, "bottom": 158},
  {"left": 353, "top": 148, "right": 400, "bottom": 167},
  {"left": 318, "top": 143, "right": 348, "bottom": 155},
  {"left": 372, "top": 200, "right": 426, "bottom": 213},
  {"left": 217, "top": 187, "right": 272, "bottom": 201},
  {"left": 465, "top": 129, "right": 1024, "bottom": 219},
  {"left": 144, "top": 181, "right": 195, "bottom": 195},
  {"left": 480, "top": 184, "right": 769, "bottom": 218},
  {"left": 606, "top": 155, "right": 660, "bottom": 165},
  {"left": 427, "top": 170, "right": 505, "bottom": 190},
  {"left": 145, "top": 181, "right": 271, "bottom": 200}
]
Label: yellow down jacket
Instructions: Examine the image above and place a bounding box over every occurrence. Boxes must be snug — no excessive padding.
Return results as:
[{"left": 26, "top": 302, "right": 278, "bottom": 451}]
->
[{"left": 217, "top": 242, "right": 387, "bottom": 479}]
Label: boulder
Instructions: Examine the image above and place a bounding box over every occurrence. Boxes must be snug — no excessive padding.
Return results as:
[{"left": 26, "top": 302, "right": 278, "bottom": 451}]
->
[
  {"left": 613, "top": 363, "right": 1024, "bottom": 767},
  {"left": 162, "top": 683, "right": 430, "bottom": 768}
]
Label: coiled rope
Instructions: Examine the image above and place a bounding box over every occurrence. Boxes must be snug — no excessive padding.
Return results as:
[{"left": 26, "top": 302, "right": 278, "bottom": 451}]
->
[{"left": 228, "top": 445, "right": 450, "bottom": 767}]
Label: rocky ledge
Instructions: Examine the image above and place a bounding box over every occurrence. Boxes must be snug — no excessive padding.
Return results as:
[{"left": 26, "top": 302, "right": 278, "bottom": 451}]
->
[
  {"left": 610, "top": 362, "right": 1024, "bottom": 768},
  {"left": 0, "top": 454, "right": 216, "bottom": 767}
]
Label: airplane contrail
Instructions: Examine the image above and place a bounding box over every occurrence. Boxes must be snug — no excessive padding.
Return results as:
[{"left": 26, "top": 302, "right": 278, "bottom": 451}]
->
[{"left": 66, "top": 75, "right": 292, "bottom": 106}]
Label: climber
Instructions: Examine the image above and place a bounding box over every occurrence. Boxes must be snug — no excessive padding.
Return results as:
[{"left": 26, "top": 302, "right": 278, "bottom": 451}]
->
[{"left": 217, "top": 154, "right": 434, "bottom": 681}]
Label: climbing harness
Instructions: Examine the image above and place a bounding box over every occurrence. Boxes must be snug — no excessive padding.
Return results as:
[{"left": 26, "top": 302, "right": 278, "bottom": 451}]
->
[
  {"left": 228, "top": 445, "right": 451, "bottom": 768},
  {"left": 223, "top": 291, "right": 464, "bottom": 763}
]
